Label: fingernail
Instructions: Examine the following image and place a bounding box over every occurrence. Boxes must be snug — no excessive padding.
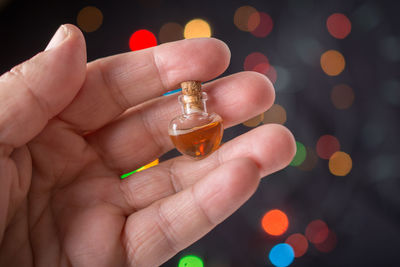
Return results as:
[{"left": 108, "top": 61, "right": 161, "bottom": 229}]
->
[{"left": 45, "top": 25, "right": 68, "bottom": 51}]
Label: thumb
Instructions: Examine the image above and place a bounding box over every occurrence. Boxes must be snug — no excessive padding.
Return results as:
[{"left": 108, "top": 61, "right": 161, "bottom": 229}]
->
[{"left": 0, "top": 24, "right": 86, "bottom": 149}]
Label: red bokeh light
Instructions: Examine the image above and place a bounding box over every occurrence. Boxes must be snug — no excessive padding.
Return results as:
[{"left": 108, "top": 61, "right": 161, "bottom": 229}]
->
[
  {"left": 316, "top": 135, "right": 340, "bottom": 159},
  {"left": 129, "top": 29, "right": 157, "bottom": 51},
  {"left": 326, "top": 13, "right": 351, "bottom": 39},
  {"left": 250, "top": 12, "right": 273, "bottom": 37},
  {"left": 244, "top": 52, "right": 270, "bottom": 72},
  {"left": 285, "top": 233, "right": 309, "bottom": 258},
  {"left": 305, "top": 219, "right": 329, "bottom": 244},
  {"left": 315, "top": 230, "right": 338, "bottom": 253}
]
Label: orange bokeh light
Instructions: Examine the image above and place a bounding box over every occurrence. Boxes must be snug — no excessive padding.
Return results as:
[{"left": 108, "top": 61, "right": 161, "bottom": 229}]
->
[
  {"left": 329, "top": 151, "right": 352, "bottom": 176},
  {"left": 285, "top": 233, "right": 309, "bottom": 258},
  {"left": 320, "top": 50, "right": 345, "bottom": 76},
  {"left": 327, "top": 13, "right": 351, "bottom": 39},
  {"left": 261, "top": 209, "right": 289, "bottom": 236}
]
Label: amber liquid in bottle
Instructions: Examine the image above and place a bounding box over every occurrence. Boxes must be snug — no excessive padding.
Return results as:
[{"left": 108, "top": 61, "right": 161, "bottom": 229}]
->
[{"left": 170, "top": 121, "right": 223, "bottom": 159}]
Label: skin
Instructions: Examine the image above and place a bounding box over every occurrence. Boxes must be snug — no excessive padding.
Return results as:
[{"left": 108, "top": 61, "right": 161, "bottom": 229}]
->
[{"left": 0, "top": 24, "right": 296, "bottom": 267}]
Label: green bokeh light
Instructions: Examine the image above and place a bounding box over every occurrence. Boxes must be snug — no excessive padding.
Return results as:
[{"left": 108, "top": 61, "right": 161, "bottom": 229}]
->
[
  {"left": 178, "top": 255, "right": 204, "bottom": 267},
  {"left": 120, "top": 168, "right": 140, "bottom": 179},
  {"left": 290, "top": 141, "right": 307, "bottom": 166}
]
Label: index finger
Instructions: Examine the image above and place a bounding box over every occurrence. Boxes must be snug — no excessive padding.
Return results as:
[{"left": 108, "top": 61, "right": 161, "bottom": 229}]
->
[{"left": 59, "top": 38, "right": 231, "bottom": 132}]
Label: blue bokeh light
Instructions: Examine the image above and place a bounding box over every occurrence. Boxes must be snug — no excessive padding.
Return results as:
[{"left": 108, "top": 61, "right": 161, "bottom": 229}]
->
[
  {"left": 269, "top": 243, "right": 295, "bottom": 267},
  {"left": 163, "top": 88, "right": 182, "bottom": 95}
]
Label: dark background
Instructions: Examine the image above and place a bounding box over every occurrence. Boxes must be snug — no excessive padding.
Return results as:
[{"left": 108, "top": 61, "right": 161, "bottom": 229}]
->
[{"left": 1, "top": 0, "right": 400, "bottom": 266}]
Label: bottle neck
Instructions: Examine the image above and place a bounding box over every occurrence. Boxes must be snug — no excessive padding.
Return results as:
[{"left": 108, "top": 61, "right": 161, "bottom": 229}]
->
[{"left": 178, "top": 92, "right": 208, "bottom": 115}]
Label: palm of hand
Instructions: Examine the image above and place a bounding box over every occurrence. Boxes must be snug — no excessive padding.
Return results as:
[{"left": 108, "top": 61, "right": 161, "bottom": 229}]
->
[{"left": 0, "top": 25, "right": 295, "bottom": 267}]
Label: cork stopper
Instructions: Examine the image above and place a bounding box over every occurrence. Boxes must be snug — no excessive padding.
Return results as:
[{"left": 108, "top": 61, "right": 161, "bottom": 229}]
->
[
  {"left": 181, "top": 81, "right": 202, "bottom": 96},
  {"left": 180, "top": 81, "right": 203, "bottom": 111}
]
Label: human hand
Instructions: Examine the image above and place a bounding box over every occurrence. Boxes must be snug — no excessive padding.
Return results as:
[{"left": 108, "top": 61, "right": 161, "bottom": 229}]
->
[{"left": 0, "top": 24, "right": 295, "bottom": 266}]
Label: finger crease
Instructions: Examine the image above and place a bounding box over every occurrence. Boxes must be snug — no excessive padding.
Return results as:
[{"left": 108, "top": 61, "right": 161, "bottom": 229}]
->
[
  {"left": 191, "top": 185, "right": 215, "bottom": 227},
  {"left": 9, "top": 68, "right": 50, "bottom": 119},
  {"left": 155, "top": 202, "right": 179, "bottom": 254},
  {"left": 151, "top": 49, "right": 169, "bottom": 92},
  {"left": 119, "top": 179, "right": 138, "bottom": 213},
  {"left": 167, "top": 160, "right": 182, "bottom": 193},
  {"left": 97, "top": 62, "right": 130, "bottom": 112},
  {"left": 138, "top": 109, "right": 164, "bottom": 156}
]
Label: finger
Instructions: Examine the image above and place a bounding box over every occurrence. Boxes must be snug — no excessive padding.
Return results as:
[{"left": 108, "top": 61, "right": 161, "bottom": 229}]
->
[
  {"left": 58, "top": 38, "right": 230, "bottom": 132},
  {"left": 88, "top": 71, "right": 274, "bottom": 172},
  {"left": 122, "top": 157, "right": 260, "bottom": 266},
  {"left": 0, "top": 24, "right": 86, "bottom": 148},
  {"left": 119, "top": 124, "right": 295, "bottom": 212}
]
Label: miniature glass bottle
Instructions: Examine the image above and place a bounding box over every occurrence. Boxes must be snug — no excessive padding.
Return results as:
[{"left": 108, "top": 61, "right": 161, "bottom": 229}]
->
[{"left": 168, "top": 81, "right": 223, "bottom": 159}]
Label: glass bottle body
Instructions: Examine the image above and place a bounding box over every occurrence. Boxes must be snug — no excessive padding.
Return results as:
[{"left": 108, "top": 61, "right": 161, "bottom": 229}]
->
[{"left": 168, "top": 92, "right": 223, "bottom": 159}]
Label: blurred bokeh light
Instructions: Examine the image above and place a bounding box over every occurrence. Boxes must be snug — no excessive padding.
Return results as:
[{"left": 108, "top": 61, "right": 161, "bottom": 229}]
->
[
  {"left": 268, "top": 243, "right": 295, "bottom": 267},
  {"left": 331, "top": 84, "right": 355, "bottom": 109},
  {"left": 129, "top": 29, "right": 157, "bottom": 51},
  {"left": 234, "top": 6, "right": 259, "bottom": 32},
  {"left": 328, "top": 151, "right": 352, "bottom": 176},
  {"left": 261, "top": 209, "right": 289, "bottom": 236},
  {"left": 76, "top": 6, "right": 103, "bottom": 33},
  {"left": 326, "top": 13, "right": 351, "bottom": 39},
  {"left": 305, "top": 220, "right": 329, "bottom": 244},
  {"left": 320, "top": 50, "right": 345, "bottom": 76},
  {"left": 285, "top": 233, "right": 309, "bottom": 258},
  {"left": 184, "top": 19, "right": 211, "bottom": 39},
  {"left": 158, "top": 22, "right": 183, "bottom": 43},
  {"left": 263, "top": 104, "right": 287, "bottom": 125}
]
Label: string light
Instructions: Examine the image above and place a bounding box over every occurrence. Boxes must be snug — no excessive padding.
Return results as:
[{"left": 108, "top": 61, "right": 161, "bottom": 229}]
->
[
  {"left": 329, "top": 151, "right": 352, "bottom": 176},
  {"left": 269, "top": 243, "right": 295, "bottom": 267},
  {"left": 243, "top": 113, "right": 264, "bottom": 127},
  {"left": 320, "top": 50, "right": 345, "bottom": 76},
  {"left": 316, "top": 135, "right": 340, "bottom": 159},
  {"left": 158, "top": 22, "right": 183, "bottom": 43},
  {"left": 263, "top": 104, "right": 287, "bottom": 125},
  {"left": 250, "top": 12, "right": 273, "bottom": 37},
  {"left": 331, "top": 84, "right": 355, "bottom": 109},
  {"left": 77, "top": 6, "right": 103, "bottom": 33},
  {"left": 120, "top": 159, "right": 159, "bottom": 179},
  {"left": 234, "top": 6, "right": 260, "bottom": 32},
  {"left": 129, "top": 29, "right": 157, "bottom": 51},
  {"left": 285, "top": 233, "right": 309, "bottom": 258},
  {"left": 244, "top": 52, "right": 269, "bottom": 72},
  {"left": 305, "top": 220, "right": 329, "bottom": 244},
  {"left": 178, "top": 255, "right": 204, "bottom": 267},
  {"left": 261, "top": 209, "right": 289, "bottom": 236},
  {"left": 326, "top": 13, "right": 351, "bottom": 39},
  {"left": 290, "top": 141, "right": 306, "bottom": 166},
  {"left": 184, "top": 19, "right": 211, "bottom": 39}
]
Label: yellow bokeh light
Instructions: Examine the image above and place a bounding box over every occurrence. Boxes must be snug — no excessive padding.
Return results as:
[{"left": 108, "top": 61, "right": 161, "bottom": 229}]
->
[
  {"left": 184, "top": 19, "right": 212, "bottom": 39},
  {"left": 263, "top": 104, "right": 287, "bottom": 124},
  {"left": 329, "top": 151, "right": 352, "bottom": 176},
  {"left": 136, "top": 159, "right": 159, "bottom": 172},
  {"left": 77, "top": 6, "right": 103, "bottom": 33},
  {"left": 234, "top": 6, "right": 260, "bottom": 32},
  {"left": 320, "top": 50, "right": 345, "bottom": 76},
  {"left": 243, "top": 113, "right": 264, "bottom": 127}
]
